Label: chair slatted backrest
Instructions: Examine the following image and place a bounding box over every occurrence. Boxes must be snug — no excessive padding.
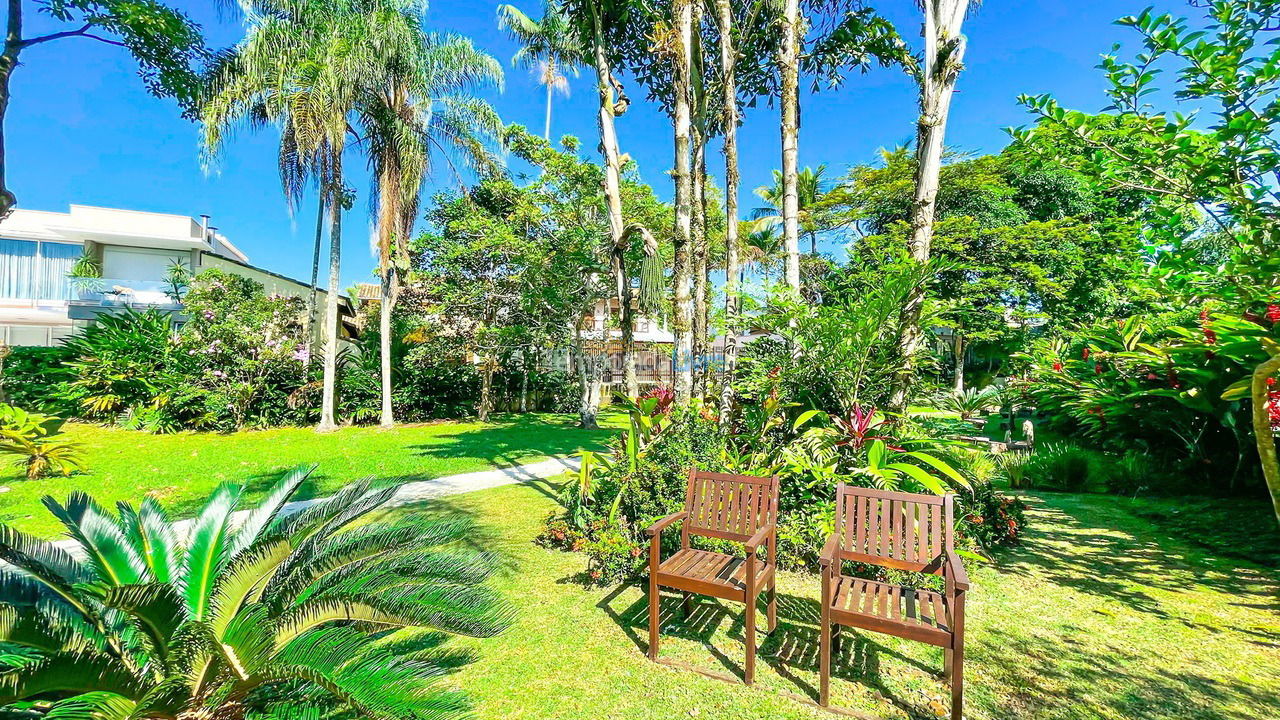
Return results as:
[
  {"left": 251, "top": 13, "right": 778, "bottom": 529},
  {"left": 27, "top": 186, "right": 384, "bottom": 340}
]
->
[
  {"left": 683, "top": 469, "right": 780, "bottom": 544},
  {"left": 834, "top": 484, "right": 954, "bottom": 573}
]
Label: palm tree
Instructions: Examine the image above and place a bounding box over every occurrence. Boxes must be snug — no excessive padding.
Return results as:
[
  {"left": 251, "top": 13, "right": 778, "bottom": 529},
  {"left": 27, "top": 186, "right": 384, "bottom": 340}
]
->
[
  {"left": 361, "top": 27, "right": 504, "bottom": 428},
  {"left": 0, "top": 466, "right": 509, "bottom": 719},
  {"left": 497, "top": 3, "right": 583, "bottom": 140},
  {"left": 751, "top": 165, "right": 833, "bottom": 255},
  {"left": 206, "top": 1, "right": 464, "bottom": 431},
  {"left": 743, "top": 222, "right": 784, "bottom": 295}
]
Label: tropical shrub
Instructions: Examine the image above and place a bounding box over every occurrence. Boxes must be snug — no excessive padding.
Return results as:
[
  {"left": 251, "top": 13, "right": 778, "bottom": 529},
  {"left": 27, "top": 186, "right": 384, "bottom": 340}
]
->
[
  {"left": 0, "top": 404, "right": 84, "bottom": 480},
  {"left": 0, "top": 466, "right": 510, "bottom": 720},
  {"left": 1023, "top": 442, "right": 1098, "bottom": 491},
  {"left": 2, "top": 346, "right": 73, "bottom": 414},
  {"left": 55, "top": 308, "right": 178, "bottom": 420}
]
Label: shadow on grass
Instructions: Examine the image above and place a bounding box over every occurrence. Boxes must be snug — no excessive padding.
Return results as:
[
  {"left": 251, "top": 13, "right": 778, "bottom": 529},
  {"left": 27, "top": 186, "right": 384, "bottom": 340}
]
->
[
  {"left": 999, "top": 493, "right": 1280, "bottom": 623},
  {"left": 405, "top": 413, "right": 614, "bottom": 473},
  {"left": 597, "top": 583, "right": 938, "bottom": 717}
]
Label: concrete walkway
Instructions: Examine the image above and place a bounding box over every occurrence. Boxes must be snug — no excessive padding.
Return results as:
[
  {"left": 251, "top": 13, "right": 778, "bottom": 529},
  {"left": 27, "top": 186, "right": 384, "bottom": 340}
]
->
[{"left": 51, "top": 455, "right": 583, "bottom": 552}]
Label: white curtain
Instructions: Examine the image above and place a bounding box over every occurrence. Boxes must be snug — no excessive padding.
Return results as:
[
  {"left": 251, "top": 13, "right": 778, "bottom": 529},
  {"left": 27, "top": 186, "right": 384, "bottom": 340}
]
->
[
  {"left": 37, "top": 242, "right": 78, "bottom": 300},
  {"left": 0, "top": 238, "right": 37, "bottom": 299}
]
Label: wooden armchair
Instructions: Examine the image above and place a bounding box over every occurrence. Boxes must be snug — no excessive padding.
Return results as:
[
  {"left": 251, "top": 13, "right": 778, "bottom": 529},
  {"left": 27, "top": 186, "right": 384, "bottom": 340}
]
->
[
  {"left": 644, "top": 469, "right": 780, "bottom": 684},
  {"left": 819, "top": 484, "right": 969, "bottom": 719}
]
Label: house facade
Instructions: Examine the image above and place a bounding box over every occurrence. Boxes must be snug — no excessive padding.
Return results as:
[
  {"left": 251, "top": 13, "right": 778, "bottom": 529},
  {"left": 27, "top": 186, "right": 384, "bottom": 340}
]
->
[{"left": 0, "top": 204, "right": 354, "bottom": 346}]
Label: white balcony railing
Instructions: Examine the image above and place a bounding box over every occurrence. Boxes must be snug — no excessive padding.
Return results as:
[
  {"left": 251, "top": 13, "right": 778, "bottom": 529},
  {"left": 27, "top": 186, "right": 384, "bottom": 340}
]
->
[{"left": 69, "top": 278, "right": 182, "bottom": 309}]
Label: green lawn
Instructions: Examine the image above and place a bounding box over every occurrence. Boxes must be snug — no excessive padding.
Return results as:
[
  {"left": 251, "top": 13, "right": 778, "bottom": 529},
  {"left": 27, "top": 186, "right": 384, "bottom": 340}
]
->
[
  {"left": 425, "top": 482, "right": 1279, "bottom": 720},
  {"left": 0, "top": 413, "right": 621, "bottom": 537}
]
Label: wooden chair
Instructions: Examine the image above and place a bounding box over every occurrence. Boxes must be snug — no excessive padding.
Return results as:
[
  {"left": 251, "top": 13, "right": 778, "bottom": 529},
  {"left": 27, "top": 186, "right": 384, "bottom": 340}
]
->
[
  {"left": 644, "top": 469, "right": 780, "bottom": 684},
  {"left": 819, "top": 483, "right": 969, "bottom": 719}
]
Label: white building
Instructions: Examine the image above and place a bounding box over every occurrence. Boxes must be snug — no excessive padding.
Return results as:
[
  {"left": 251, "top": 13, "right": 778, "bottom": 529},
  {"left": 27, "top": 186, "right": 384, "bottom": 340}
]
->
[{"left": 0, "top": 204, "right": 354, "bottom": 346}]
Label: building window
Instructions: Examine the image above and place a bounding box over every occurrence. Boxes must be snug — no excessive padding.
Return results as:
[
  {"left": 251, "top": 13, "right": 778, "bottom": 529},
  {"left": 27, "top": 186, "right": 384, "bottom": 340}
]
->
[
  {"left": 0, "top": 239, "right": 78, "bottom": 301},
  {"left": 37, "top": 242, "right": 78, "bottom": 300},
  {"left": 0, "top": 239, "right": 37, "bottom": 299}
]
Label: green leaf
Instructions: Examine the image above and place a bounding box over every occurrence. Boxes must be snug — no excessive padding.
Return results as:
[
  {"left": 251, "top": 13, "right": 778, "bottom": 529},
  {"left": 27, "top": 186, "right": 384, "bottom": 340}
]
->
[
  {"left": 885, "top": 462, "right": 947, "bottom": 495},
  {"left": 903, "top": 450, "right": 969, "bottom": 488},
  {"left": 792, "top": 409, "right": 824, "bottom": 433},
  {"left": 1220, "top": 378, "right": 1252, "bottom": 401}
]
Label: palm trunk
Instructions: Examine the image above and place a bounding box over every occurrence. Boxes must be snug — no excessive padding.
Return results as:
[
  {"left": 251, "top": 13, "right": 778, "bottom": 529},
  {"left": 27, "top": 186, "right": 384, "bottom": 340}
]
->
[
  {"left": 317, "top": 150, "right": 343, "bottom": 431},
  {"left": 717, "top": 0, "right": 740, "bottom": 420},
  {"left": 671, "top": 0, "right": 695, "bottom": 404},
  {"left": 691, "top": 131, "right": 709, "bottom": 400},
  {"left": 889, "top": 0, "right": 970, "bottom": 412},
  {"left": 1252, "top": 353, "right": 1280, "bottom": 525},
  {"left": 305, "top": 188, "right": 324, "bottom": 349},
  {"left": 690, "top": 0, "right": 709, "bottom": 401},
  {"left": 952, "top": 328, "right": 965, "bottom": 394},
  {"left": 0, "top": 0, "right": 22, "bottom": 219},
  {"left": 544, "top": 67, "right": 554, "bottom": 140},
  {"left": 378, "top": 269, "right": 399, "bottom": 427},
  {"left": 778, "top": 0, "right": 802, "bottom": 293}
]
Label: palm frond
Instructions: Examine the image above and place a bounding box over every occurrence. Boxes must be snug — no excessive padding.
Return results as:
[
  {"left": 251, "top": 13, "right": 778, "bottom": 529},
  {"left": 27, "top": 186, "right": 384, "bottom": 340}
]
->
[{"left": 179, "top": 483, "right": 243, "bottom": 621}]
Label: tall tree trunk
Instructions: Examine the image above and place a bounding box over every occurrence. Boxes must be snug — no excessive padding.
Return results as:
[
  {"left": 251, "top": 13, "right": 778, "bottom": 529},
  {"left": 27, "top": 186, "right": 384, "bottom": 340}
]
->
[
  {"left": 1252, "top": 353, "right": 1280, "bottom": 525},
  {"left": 318, "top": 151, "right": 343, "bottom": 431},
  {"left": 778, "top": 0, "right": 802, "bottom": 293},
  {"left": 573, "top": 329, "right": 600, "bottom": 429},
  {"left": 0, "top": 0, "right": 22, "bottom": 219},
  {"left": 717, "top": 0, "right": 740, "bottom": 421},
  {"left": 305, "top": 188, "right": 324, "bottom": 350},
  {"left": 952, "top": 328, "right": 965, "bottom": 394},
  {"left": 378, "top": 270, "right": 399, "bottom": 427},
  {"left": 589, "top": 6, "right": 636, "bottom": 401},
  {"left": 520, "top": 347, "right": 530, "bottom": 412},
  {"left": 544, "top": 64, "right": 555, "bottom": 140},
  {"left": 671, "top": 0, "right": 696, "bottom": 404},
  {"left": 690, "top": 0, "right": 709, "bottom": 401},
  {"left": 889, "top": 0, "right": 970, "bottom": 412},
  {"left": 478, "top": 357, "right": 495, "bottom": 422},
  {"left": 375, "top": 140, "right": 404, "bottom": 430}
]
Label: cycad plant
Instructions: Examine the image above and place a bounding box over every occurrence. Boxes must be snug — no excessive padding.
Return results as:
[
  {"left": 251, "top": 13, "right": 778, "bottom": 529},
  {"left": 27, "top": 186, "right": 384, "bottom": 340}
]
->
[{"left": 0, "top": 466, "right": 509, "bottom": 720}]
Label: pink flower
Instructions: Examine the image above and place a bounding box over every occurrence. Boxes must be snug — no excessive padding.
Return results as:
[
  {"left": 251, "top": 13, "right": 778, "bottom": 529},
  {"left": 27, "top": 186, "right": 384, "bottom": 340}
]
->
[{"left": 293, "top": 347, "right": 311, "bottom": 364}]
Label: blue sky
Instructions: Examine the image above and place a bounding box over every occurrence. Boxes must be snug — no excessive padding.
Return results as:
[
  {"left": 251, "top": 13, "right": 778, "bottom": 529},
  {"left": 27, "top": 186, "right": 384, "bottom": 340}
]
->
[{"left": 8, "top": 1, "right": 1195, "bottom": 288}]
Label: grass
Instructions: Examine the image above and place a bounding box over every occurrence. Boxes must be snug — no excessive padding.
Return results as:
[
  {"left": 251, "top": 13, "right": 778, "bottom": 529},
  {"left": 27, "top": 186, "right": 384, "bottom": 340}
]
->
[
  {"left": 0, "top": 412, "right": 623, "bottom": 538},
  {"left": 420, "top": 481, "right": 1279, "bottom": 720}
]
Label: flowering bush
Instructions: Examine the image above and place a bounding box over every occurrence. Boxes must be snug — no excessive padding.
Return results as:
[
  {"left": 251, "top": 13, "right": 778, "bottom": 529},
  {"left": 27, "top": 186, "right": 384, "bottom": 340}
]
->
[{"left": 957, "top": 481, "right": 1028, "bottom": 549}]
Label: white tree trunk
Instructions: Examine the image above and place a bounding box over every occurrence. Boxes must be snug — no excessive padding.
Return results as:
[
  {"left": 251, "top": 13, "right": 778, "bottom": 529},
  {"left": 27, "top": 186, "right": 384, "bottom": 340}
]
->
[
  {"left": 318, "top": 151, "right": 343, "bottom": 432},
  {"left": 717, "top": 0, "right": 740, "bottom": 421},
  {"left": 671, "top": 0, "right": 695, "bottom": 404},
  {"left": 779, "top": 0, "right": 802, "bottom": 293},
  {"left": 890, "top": 0, "right": 970, "bottom": 411},
  {"left": 590, "top": 5, "right": 636, "bottom": 401},
  {"left": 379, "top": 270, "right": 398, "bottom": 427}
]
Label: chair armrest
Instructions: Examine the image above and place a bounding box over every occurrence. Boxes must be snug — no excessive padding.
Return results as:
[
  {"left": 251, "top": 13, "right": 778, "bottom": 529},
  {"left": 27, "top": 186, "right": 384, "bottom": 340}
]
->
[
  {"left": 944, "top": 550, "right": 970, "bottom": 592},
  {"left": 818, "top": 534, "right": 841, "bottom": 569},
  {"left": 644, "top": 511, "right": 688, "bottom": 537},
  {"left": 743, "top": 523, "right": 776, "bottom": 553}
]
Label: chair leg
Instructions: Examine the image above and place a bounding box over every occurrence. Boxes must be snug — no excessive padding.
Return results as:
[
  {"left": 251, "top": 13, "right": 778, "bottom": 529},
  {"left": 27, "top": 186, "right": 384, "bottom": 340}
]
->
[
  {"left": 682, "top": 591, "right": 693, "bottom": 618},
  {"left": 819, "top": 614, "right": 831, "bottom": 706},
  {"left": 767, "top": 581, "right": 777, "bottom": 633},
  {"left": 831, "top": 623, "right": 841, "bottom": 655},
  {"left": 943, "top": 645, "right": 953, "bottom": 681},
  {"left": 950, "top": 643, "right": 964, "bottom": 720},
  {"left": 648, "top": 578, "right": 660, "bottom": 661},
  {"left": 744, "top": 593, "right": 757, "bottom": 685}
]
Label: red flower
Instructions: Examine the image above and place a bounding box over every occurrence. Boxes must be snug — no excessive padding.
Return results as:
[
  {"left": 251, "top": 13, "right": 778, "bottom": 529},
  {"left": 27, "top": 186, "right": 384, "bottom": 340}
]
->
[
  {"left": 1146, "top": 373, "right": 1158, "bottom": 380},
  {"left": 1052, "top": 361, "right": 1063, "bottom": 372},
  {"left": 1095, "top": 363, "right": 1104, "bottom": 375},
  {"left": 1268, "top": 377, "right": 1277, "bottom": 386},
  {"left": 1268, "top": 304, "right": 1280, "bottom": 323},
  {"left": 767, "top": 365, "right": 782, "bottom": 379},
  {"left": 1199, "top": 308, "right": 1210, "bottom": 323},
  {"left": 1082, "top": 348, "right": 1090, "bottom": 360}
]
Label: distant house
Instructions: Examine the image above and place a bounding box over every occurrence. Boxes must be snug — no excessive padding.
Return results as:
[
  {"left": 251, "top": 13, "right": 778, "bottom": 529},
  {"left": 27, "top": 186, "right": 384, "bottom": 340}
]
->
[
  {"left": 564, "top": 298, "right": 677, "bottom": 387},
  {"left": 0, "top": 204, "right": 357, "bottom": 346}
]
